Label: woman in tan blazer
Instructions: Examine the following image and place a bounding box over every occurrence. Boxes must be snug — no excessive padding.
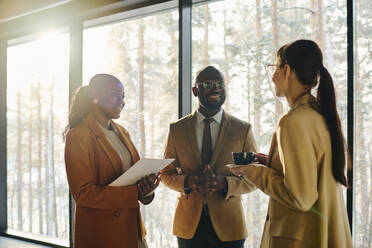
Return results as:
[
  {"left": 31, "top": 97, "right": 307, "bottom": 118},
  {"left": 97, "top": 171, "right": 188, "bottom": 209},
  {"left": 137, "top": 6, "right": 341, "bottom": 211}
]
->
[
  {"left": 230, "top": 40, "right": 352, "bottom": 248},
  {"left": 63, "top": 74, "right": 159, "bottom": 248}
]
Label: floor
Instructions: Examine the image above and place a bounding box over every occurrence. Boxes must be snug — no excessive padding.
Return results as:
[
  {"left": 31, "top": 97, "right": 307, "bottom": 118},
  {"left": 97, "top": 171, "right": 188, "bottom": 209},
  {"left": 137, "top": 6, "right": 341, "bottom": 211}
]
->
[{"left": 0, "top": 236, "right": 52, "bottom": 248}]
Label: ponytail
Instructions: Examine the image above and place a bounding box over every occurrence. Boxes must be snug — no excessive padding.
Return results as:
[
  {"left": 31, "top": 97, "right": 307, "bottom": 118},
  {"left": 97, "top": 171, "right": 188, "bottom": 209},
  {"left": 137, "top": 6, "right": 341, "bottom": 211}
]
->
[
  {"left": 317, "top": 67, "right": 351, "bottom": 186},
  {"left": 277, "top": 40, "right": 351, "bottom": 187},
  {"left": 62, "top": 85, "right": 92, "bottom": 141}
]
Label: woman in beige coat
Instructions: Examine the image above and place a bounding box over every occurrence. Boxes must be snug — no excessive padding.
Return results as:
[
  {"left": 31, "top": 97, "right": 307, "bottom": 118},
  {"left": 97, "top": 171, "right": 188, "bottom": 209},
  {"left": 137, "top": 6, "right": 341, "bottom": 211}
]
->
[{"left": 230, "top": 40, "right": 352, "bottom": 248}]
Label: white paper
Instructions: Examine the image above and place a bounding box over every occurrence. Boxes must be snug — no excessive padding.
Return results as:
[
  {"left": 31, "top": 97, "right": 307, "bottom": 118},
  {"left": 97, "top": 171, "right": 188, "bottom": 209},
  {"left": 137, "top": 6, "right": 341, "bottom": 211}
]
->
[{"left": 109, "top": 158, "right": 174, "bottom": 187}]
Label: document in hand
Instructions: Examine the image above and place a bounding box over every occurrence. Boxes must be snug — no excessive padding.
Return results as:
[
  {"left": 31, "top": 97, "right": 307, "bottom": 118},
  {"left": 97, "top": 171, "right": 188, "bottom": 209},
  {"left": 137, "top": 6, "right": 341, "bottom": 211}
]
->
[{"left": 109, "top": 158, "right": 174, "bottom": 187}]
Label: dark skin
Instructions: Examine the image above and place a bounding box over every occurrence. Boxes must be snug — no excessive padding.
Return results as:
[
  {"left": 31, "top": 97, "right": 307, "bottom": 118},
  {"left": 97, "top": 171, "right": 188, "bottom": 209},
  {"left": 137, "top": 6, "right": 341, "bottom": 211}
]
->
[
  {"left": 254, "top": 153, "right": 268, "bottom": 165},
  {"left": 137, "top": 173, "right": 160, "bottom": 204},
  {"left": 91, "top": 79, "right": 159, "bottom": 204},
  {"left": 187, "top": 79, "right": 227, "bottom": 195},
  {"left": 230, "top": 153, "right": 269, "bottom": 176}
]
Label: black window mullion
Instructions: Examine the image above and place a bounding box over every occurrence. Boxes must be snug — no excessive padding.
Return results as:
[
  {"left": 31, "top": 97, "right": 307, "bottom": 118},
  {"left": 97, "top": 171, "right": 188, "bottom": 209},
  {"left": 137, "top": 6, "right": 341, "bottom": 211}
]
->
[
  {"left": 0, "top": 38, "right": 7, "bottom": 234},
  {"left": 346, "top": 0, "right": 355, "bottom": 235},
  {"left": 178, "top": 0, "right": 192, "bottom": 118}
]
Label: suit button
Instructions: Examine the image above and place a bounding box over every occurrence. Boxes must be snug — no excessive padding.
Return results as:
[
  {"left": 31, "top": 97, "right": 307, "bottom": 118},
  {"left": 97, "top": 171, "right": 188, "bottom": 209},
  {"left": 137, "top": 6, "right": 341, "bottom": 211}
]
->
[{"left": 114, "top": 211, "right": 120, "bottom": 217}]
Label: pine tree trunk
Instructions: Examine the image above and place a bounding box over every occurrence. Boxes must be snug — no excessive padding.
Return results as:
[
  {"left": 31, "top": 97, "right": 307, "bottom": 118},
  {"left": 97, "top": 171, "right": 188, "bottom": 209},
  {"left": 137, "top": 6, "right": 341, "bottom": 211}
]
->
[
  {"left": 28, "top": 84, "right": 33, "bottom": 232},
  {"left": 317, "top": 0, "right": 325, "bottom": 51},
  {"left": 45, "top": 118, "right": 50, "bottom": 235},
  {"left": 356, "top": 43, "right": 370, "bottom": 247},
  {"left": 223, "top": 3, "right": 230, "bottom": 111},
  {"left": 137, "top": 19, "right": 146, "bottom": 226},
  {"left": 247, "top": 60, "right": 251, "bottom": 123},
  {"left": 45, "top": 80, "right": 58, "bottom": 237},
  {"left": 368, "top": 152, "right": 372, "bottom": 247},
  {"left": 358, "top": 110, "right": 369, "bottom": 244},
  {"left": 37, "top": 81, "right": 44, "bottom": 234},
  {"left": 138, "top": 19, "right": 146, "bottom": 157},
  {"left": 271, "top": 0, "right": 283, "bottom": 116},
  {"left": 318, "top": 0, "right": 334, "bottom": 74},
  {"left": 203, "top": 5, "right": 209, "bottom": 67},
  {"left": 254, "top": 1, "right": 263, "bottom": 245},
  {"left": 150, "top": 105, "right": 155, "bottom": 157},
  {"left": 10, "top": 179, "right": 15, "bottom": 228},
  {"left": 254, "top": 0, "right": 262, "bottom": 138},
  {"left": 310, "top": 0, "right": 317, "bottom": 41},
  {"left": 311, "top": 0, "right": 331, "bottom": 65},
  {"left": 16, "top": 90, "right": 23, "bottom": 231}
]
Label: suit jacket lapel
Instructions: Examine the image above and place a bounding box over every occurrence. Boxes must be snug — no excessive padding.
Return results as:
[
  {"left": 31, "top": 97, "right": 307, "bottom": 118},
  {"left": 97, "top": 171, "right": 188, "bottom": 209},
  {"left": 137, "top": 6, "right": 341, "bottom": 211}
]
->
[
  {"left": 210, "top": 112, "right": 230, "bottom": 167},
  {"left": 86, "top": 113, "right": 123, "bottom": 176},
  {"left": 186, "top": 112, "right": 204, "bottom": 170}
]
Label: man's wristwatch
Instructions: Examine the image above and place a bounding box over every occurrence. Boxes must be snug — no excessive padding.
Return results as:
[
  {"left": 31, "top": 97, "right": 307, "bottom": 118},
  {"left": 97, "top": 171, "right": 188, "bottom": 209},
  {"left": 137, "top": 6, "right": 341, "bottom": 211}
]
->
[{"left": 184, "top": 175, "right": 192, "bottom": 195}]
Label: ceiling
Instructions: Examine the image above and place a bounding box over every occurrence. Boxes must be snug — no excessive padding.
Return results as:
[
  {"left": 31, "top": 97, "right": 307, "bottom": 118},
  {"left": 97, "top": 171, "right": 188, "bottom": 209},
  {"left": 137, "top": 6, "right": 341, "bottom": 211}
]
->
[
  {"left": 0, "top": 0, "right": 71, "bottom": 23},
  {"left": 0, "top": 0, "right": 171, "bottom": 39}
]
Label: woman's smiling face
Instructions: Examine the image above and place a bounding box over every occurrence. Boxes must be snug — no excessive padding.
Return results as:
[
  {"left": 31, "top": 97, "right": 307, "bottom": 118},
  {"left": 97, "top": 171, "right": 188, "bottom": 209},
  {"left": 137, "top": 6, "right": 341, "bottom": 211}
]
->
[{"left": 96, "top": 80, "right": 125, "bottom": 120}]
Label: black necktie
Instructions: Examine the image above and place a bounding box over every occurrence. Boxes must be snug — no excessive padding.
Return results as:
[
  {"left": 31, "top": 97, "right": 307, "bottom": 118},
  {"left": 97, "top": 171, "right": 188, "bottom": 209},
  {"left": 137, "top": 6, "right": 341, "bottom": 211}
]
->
[{"left": 201, "top": 118, "right": 213, "bottom": 165}]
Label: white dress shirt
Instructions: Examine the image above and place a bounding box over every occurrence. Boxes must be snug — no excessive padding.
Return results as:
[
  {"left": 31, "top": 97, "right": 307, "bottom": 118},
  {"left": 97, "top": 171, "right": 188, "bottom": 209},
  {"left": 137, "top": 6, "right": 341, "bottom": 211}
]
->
[{"left": 195, "top": 109, "right": 224, "bottom": 154}]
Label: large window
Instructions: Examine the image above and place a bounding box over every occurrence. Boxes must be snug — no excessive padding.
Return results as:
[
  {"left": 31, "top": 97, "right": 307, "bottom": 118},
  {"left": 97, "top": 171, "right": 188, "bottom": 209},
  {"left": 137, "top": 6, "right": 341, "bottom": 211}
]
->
[
  {"left": 0, "top": 1, "right": 368, "bottom": 247},
  {"left": 192, "top": 1, "right": 347, "bottom": 247},
  {"left": 355, "top": 0, "right": 372, "bottom": 247},
  {"left": 83, "top": 9, "right": 179, "bottom": 247},
  {"left": 6, "top": 32, "right": 70, "bottom": 246}
]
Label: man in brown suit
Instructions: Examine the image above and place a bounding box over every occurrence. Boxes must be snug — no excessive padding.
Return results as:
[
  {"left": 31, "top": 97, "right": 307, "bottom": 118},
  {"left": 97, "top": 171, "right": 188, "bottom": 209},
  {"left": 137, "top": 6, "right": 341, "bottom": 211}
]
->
[{"left": 161, "top": 66, "right": 257, "bottom": 248}]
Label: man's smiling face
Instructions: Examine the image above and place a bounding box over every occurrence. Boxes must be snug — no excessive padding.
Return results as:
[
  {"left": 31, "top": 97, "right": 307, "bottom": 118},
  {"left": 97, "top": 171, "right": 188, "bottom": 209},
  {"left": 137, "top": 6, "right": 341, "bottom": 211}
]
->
[{"left": 194, "top": 79, "right": 226, "bottom": 111}]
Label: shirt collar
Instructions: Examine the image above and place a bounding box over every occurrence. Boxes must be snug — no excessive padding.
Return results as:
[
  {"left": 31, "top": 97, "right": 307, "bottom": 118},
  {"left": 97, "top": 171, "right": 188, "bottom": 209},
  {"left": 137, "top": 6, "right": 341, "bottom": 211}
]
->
[{"left": 196, "top": 108, "right": 224, "bottom": 125}]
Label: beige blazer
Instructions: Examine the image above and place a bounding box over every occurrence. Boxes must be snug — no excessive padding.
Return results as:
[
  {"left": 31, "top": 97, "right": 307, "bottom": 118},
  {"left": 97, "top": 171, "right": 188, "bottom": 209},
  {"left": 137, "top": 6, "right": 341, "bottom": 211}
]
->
[
  {"left": 64, "top": 113, "right": 146, "bottom": 248},
  {"left": 161, "top": 111, "right": 257, "bottom": 241},
  {"left": 241, "top": 94, "right": 352, "bottom": 248}
]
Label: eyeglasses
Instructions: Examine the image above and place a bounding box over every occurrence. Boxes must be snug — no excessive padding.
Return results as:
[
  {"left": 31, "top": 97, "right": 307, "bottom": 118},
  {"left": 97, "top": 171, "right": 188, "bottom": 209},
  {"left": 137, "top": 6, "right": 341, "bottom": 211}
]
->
[
  {"left": 197, "top": 81, "right": 225, "bottom": 89},
  {"left": 265, "top": 64, "right": 280, "bottom": 75}
]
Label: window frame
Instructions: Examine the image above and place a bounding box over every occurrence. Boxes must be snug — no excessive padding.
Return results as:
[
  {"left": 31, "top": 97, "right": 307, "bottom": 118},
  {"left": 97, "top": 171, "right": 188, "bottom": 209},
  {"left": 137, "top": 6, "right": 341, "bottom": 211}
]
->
[{"left": 0, "top": 0, "right": 357, "bottom": 247}]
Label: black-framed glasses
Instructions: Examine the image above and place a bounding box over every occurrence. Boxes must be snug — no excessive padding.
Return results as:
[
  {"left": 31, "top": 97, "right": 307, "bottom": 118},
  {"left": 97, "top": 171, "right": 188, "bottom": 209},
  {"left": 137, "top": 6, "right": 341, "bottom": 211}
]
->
[{"left": 197, "top": 81, "right": 225, "bottom": 89}]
